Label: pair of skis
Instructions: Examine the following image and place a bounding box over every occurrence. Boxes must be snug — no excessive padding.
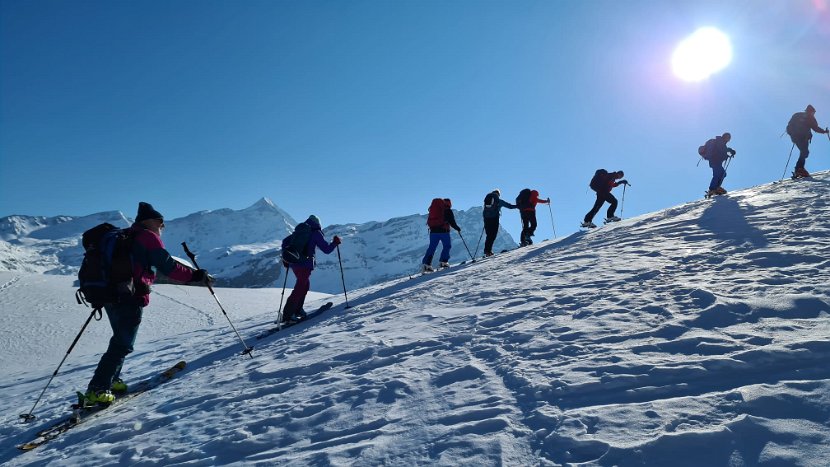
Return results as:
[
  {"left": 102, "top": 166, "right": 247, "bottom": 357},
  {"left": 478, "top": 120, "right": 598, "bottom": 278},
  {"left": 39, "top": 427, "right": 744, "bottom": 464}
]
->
[
  {"left": 255, "top": 302, "right": 334, "bottom": 340},
  {"left": 17, "top": 360, "right": 187, "bottom": 451}
]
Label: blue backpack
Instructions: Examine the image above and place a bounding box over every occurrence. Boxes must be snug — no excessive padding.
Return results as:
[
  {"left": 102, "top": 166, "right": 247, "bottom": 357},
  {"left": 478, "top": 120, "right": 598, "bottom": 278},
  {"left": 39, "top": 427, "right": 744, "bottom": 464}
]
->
[{"left": 76, "top": 223, "right": 135, "bottom": 309}]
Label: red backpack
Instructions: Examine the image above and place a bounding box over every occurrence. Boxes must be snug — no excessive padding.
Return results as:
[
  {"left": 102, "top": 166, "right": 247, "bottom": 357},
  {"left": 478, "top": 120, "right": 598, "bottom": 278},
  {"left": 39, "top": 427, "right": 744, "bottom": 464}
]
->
[{"left": 426, "top": 198, "right": 446, "bottom": 229}]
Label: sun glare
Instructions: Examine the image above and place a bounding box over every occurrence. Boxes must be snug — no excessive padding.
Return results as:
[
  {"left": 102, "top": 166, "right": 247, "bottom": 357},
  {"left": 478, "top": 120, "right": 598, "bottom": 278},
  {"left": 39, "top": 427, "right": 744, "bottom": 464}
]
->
[{"left": 672, "top": 27, "right": 733, "bottom": 82}]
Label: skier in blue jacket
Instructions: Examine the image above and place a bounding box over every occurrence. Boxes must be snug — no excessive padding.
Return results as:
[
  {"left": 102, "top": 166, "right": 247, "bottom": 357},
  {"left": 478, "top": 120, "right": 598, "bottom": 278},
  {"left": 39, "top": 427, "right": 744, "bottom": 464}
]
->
[{"left": 704, "top": 132, "right": 736, "bottom": 197}]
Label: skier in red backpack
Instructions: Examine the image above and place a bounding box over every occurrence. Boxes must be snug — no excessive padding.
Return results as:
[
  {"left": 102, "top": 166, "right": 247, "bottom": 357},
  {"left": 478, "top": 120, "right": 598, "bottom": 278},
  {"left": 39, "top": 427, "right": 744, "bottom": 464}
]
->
[
  {"left": 516, "top": 189, "right": 550, "bottom": 246},
  {"left": 421, "top": 198, "right": 461, "bottom": 273}
]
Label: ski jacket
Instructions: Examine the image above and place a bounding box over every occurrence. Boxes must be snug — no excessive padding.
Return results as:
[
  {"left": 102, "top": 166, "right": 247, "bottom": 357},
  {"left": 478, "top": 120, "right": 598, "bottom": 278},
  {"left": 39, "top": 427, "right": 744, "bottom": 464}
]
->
[
  {"left": 704, "top": 136, "right": 732, "bottom": 165},
  {"left": 789, "top": 112, "right": 827, "bottom": 139},
  {"left": 282, "top": 219, "right": 337, "bottom": 270},
  {"left": 483, "top": 192, "right": 517, "bottom": 219},
  {"left": 431, "top": 207, "right": 461, "bottom": 233},
  {"left": 520, "top": 190, "right": 550, "bottom": 212},
  {"left": 130, "top": 224, "right": 194, "bottom": 307}
]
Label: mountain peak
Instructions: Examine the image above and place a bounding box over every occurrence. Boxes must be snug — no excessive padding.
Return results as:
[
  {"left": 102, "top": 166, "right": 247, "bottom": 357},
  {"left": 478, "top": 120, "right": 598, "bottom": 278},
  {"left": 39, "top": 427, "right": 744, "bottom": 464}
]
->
[{"left": 247, "top": 197, "right": 278, "bottom": 211}]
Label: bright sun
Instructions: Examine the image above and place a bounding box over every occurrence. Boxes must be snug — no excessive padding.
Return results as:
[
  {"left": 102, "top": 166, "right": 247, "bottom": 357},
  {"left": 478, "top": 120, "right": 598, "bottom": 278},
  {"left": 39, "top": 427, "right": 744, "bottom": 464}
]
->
[{"left": 672, "top": 27, "right": 733, "bottom": 82}]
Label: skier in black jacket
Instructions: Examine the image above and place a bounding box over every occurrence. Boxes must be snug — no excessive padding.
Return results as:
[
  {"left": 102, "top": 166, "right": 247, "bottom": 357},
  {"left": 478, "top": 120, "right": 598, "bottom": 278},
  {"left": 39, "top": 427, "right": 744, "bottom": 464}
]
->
[
  {"left": 582, "top": 170, "right": 628, "bottom": 229},
  {"left": 787, "top": 105, "right": 828, "bottom": 178}
]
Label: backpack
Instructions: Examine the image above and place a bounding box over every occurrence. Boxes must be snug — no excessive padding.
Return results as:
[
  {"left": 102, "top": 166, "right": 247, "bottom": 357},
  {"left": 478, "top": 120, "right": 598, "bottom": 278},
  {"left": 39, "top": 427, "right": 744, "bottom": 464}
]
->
[
  {"left": 516, "top": 189, "right": 532, "bottom": 209},
  {"left": 77, "top": 223, "right": 135, "bottom": 309},
  {"left": 426, "top": 198, "right": 446, "bottom": 229},
  {"left": 589, "top": 169, "right": 608, "bottom": 192},
  {"left": 786, "top": 112, "right": 807, "bottom": 137},
  {"left": 281, "top": 222, "right": 313, "bottom": 264},
  {"left": 483, "top": 192, "right": 498, "bottom": 214},
  {"left": 698, "top": 138, "right": 716, "bottom": 160}
]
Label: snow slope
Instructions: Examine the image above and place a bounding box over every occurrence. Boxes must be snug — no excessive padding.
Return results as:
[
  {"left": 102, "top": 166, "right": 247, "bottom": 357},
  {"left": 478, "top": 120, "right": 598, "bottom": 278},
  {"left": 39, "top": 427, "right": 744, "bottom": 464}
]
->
[{"left": 2, "top": 172, "right": 829, "bottom": 466}]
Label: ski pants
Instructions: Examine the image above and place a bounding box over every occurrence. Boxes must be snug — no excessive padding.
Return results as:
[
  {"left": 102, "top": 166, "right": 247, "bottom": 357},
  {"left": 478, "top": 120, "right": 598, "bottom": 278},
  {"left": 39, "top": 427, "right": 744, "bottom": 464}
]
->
[
  {"left": 422, "top": 232, "right": 451, "bottom": 265},
  {"left": 520, "top": 210, "right": 537, "bottom": 245},
  {"left": 285, "top": 265, "right": 312, "bottom": 318},
  {"left": 584, "top": 192, "right": 618, "bottom": 223},
  {"left": 88, "top": 301, "right": 143, "bottom": 391},
  {"left": 792, "top": 135, "right": 811, "bottom": 170},
  {"left": 483, "top": 217, "right": 500, "bottom": 254},
  {"left": 709, "top": 162, "right": 726, "bottom": 191}
]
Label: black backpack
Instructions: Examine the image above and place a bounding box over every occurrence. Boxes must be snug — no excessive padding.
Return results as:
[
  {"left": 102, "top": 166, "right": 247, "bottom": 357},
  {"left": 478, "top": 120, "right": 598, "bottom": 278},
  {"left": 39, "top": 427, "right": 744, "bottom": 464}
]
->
[
  {"left": 282, "top": 222, "right": 313, "bottom": 264},
  {"left": 483, "top": 192, "right": 498, "bottom": 214},
  {"left": 516, "top": 188, "right": 532, "bottom": 209},
  {"left": 589, "top": 169, "right": 608, "bottom": 192},
  {"left": 77, "top": 223, "right": 135, "bottom": 309},
  {"left": 786, "top": 112, "right": 807, "bottom": 137}
]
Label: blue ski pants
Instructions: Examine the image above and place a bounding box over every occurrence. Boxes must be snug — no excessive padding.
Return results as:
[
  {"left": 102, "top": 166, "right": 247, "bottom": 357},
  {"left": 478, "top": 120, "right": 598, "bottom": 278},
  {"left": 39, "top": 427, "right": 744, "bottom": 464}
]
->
[
  {"left": 422, "top": 232, "right": 451, "bottom": 265},
  {"left": 709, "top": 162, "right": 726, "bottom": 191}
]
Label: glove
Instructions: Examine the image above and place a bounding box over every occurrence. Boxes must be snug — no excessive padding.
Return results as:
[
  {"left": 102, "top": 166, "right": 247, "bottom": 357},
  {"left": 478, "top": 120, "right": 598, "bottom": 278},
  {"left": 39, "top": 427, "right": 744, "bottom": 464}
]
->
[
  {"left": 191, "top": 269, "right": 214, "bottom": 285},
  {"left": 456, "top": 227, "right": 462, "bottom": 233},
  {"left": 332, "top": 235, "right": 342, "bottom": 246},
  {"left": 546, "top": 198, "right": 551, "bottom": 203},
  {"left": 282, "top": 260, "right": 289, "bottom": 268},
  {"left": 727, "top": 148, "right": 736, "bottom": 157},
  {"left": 619, "top": 180, "right": 629, "bottom": 186}
]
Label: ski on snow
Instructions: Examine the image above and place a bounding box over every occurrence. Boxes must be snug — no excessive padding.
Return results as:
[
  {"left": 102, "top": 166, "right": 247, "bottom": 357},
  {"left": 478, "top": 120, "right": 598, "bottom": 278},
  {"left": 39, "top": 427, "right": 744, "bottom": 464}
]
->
[
  {"left": 17, "top": 360, "right": 187, "bottom": 451},
  {"left": 256, "top": 302, "right": 334, "bottom": 340}
]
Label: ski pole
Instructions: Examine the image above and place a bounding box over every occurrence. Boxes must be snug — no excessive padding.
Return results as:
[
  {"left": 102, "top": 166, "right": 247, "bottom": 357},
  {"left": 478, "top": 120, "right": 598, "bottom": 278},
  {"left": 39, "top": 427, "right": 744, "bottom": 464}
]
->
[
  {"left": 182, "top": 242, "right": 253, "bottom": 358},
  {"left": 621, "top": 184, "right": 627, "bottom": 219},
  {"left": 457, "top": 230, "right": 475, "bottom": 262},
  {"left": 336, "top": 245, "right": 351, "bottom": 309},
  {"left": 472, "top": 226, "right": 484, "bottom": 259},
  {"left": 781, "top": 143, "right": 795, "bottom": 181},
  {"left": 275, "top": 264, "right": 289, "bottom": 325},
  {"left": 547, "top": 203, "right": 557, "bottom": 238},
  {"left": 20, "top": 307, "right": 101, "bottom": 422}
]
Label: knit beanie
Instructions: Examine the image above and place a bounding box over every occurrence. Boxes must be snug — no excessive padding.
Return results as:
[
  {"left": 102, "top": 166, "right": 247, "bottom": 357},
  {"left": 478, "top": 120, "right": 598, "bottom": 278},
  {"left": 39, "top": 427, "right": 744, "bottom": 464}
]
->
[
  {"left": 135, "top": 202, "right": 164, "bottom": 223},
  {"left": 306, "top": 215, "right": 321, "bottom": 229}
]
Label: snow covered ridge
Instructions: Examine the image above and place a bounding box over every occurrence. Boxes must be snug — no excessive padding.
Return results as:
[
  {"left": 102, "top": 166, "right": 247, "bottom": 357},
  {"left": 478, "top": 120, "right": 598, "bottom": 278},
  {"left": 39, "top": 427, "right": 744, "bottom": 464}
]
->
[
  {"left": 0, "top": 197, "right": 517, "bottom": 293},
  {"left": 1, "top": 172, "right": 829, "bottom": 464}
]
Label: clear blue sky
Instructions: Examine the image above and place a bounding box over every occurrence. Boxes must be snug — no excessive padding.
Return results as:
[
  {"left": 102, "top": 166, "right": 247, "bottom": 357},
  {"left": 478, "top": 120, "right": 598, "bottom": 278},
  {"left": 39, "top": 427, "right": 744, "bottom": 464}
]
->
[{"left": 2, "top": 0, "right": 828, "bottom": 242}]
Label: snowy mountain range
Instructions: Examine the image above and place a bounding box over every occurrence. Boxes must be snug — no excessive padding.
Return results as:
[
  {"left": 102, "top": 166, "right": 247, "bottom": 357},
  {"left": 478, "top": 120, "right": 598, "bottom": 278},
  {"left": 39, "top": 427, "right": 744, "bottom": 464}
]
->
[
  {"left": 2, "top": 172, "right": 829, "bottom": 465},
  {"left": 0, "top": 198, "right": 517, "bottom": 293}
]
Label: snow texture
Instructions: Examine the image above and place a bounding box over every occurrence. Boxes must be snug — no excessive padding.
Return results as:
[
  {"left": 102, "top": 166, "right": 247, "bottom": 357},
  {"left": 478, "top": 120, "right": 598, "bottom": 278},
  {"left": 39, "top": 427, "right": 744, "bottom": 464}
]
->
[{"left": 1, "top": 172, "right": 829, "bottom": 465}]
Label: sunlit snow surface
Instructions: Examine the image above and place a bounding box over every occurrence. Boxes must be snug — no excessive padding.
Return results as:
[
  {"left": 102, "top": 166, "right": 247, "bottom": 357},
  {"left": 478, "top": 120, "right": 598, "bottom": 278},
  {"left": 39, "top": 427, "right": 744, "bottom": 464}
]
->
[{"left": 2, "top": 172, "right": 830, "bottom": 465}]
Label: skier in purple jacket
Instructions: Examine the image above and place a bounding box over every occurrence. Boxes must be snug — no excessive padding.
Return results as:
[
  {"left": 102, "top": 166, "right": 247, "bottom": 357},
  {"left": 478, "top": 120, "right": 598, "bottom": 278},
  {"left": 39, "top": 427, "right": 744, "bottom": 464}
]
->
[{"left": 281, "top": 215, "right": 341, "bottom": 323}]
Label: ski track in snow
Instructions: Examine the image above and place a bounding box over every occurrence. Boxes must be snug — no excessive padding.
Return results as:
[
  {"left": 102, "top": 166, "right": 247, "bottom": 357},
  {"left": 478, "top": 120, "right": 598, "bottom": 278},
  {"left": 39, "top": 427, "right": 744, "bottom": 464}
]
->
[{"left": 2, "top": 173, "right": 830, "bottom": 465}]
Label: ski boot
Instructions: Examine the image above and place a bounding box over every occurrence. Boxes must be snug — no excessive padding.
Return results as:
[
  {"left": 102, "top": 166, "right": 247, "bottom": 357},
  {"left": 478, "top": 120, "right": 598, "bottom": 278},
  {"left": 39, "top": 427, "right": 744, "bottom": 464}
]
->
[
  {"left": 715, "top": 187, "right": 727, "bottom": 195},
  {"left": 792, "top": 167, "right": 810, "bottom": 179},
  {"left": 79, "top": 389, "right": 115, "bottom": 407},
  {"left": 581, "top": 221, "right": 597, "bottom": 229},
  {"left": 421, "top": 264, "right": 434, "bottom": 273},
  {"left": 604, "top": 216, "right": 621, "bottom": 224},
  {"left": 484, "top": 251, "right": 494, "bottom": 257},
  {"left": 439, "top": 261, "right": 450, "bottom": 269},
  {"left": 111, "top": 378, "right": 128, "bottom": 394}
]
